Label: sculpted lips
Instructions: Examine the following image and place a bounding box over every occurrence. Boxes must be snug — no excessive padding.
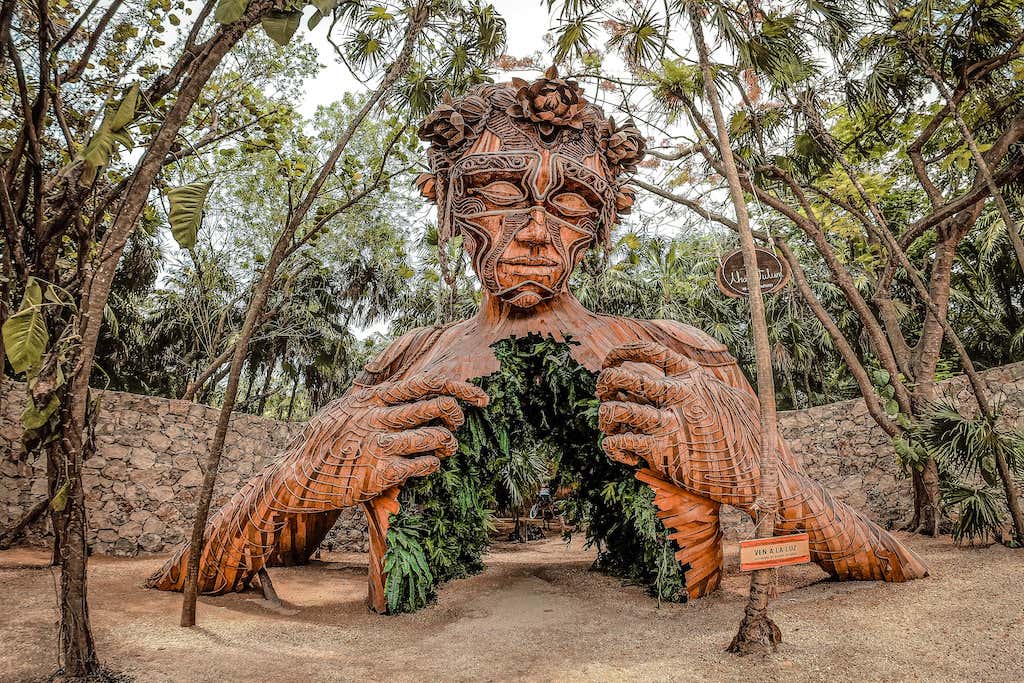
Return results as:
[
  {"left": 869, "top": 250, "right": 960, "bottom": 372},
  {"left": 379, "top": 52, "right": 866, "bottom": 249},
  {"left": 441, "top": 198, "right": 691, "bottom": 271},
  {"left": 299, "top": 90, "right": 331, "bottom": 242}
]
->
[{"left": 499, "top": 255, "right": 558, "bottom": 267}]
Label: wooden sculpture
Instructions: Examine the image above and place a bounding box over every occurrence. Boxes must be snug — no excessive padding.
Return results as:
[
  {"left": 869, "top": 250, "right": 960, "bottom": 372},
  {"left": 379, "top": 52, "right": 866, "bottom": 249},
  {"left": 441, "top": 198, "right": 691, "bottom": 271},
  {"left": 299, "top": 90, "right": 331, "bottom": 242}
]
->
[{"left": 149, "top": 68, "right": 927, "bottom": 609}]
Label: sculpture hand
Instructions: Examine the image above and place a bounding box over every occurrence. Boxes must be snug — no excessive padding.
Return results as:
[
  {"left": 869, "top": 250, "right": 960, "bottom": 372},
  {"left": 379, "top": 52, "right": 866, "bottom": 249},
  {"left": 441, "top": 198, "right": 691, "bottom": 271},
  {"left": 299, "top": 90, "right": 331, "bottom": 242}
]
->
[
  {"left": 270, "top": 372, "right": 490, "bottom": 512},
  {"left": 596, "top": 341, "right": 761, "bottom": 508}
]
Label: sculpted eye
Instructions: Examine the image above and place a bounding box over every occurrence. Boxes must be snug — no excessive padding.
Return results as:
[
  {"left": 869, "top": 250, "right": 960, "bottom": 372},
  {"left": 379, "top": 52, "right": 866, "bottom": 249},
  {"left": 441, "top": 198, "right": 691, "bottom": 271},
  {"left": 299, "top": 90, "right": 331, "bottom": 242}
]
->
[
  {"left": 472, "top": 181, "right": 526, "bottom": 205},
  {"left": 549, "top": 192, "right": 596, "bottom": 217}
]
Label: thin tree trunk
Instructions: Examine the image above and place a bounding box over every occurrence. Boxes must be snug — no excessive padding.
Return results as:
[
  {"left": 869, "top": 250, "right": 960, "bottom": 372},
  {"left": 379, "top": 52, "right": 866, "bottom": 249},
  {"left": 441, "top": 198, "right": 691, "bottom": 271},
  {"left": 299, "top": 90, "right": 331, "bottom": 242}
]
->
[
  {"left": 181, "top": 343, "right": 236, "bottom": 401},
  {"left": 46, "top": 447, "right": 62, "bottom": 566},
  {"left": 255, "top": 354, "right": 276, "bottom": 415},
  {"left": 996, "top": 447, "right": 1024, "bottom": 545},
  {"left": 774, "top": 241, "right": 898, "bottom": 435},
  {"left": 55, "top": 432, "right": 98, "bottom": 678},
  {"left": 50, "top": 7, "right": 271, "bottom": 666},
  {"left": 179, "top": 3, "right": 430, "bottom": 627},
  {"left": 284, "top": 371, "right": 300, "bottom": 420},
  {"left": 687, "top": 9, "right": 781, "bottom": 653}
]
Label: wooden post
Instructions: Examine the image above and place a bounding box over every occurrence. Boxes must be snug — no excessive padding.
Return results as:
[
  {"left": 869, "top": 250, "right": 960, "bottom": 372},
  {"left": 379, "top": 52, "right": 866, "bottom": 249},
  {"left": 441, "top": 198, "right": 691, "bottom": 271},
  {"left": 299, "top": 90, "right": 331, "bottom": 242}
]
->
[
  {"left": 363, "top": 487, "right": 401, "bottom": 614},
  {"left": 257, "top": 567, "right": 281, "bottom": 607}
]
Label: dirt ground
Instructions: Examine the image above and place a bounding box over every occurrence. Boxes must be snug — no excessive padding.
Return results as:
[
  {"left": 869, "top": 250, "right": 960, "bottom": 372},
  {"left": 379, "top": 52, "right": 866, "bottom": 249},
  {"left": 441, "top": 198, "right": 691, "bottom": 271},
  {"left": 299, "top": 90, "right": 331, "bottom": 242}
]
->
[{"left": 1, "top": 532, "right": 1022, "bottom": 683}]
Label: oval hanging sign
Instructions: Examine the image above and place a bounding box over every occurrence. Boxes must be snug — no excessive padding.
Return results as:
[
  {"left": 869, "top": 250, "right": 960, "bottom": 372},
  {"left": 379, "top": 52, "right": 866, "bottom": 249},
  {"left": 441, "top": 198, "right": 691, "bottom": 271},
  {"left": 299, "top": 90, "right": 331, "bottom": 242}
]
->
[{"left": 715, "top": 247, "right": 790, "bottom": 298}]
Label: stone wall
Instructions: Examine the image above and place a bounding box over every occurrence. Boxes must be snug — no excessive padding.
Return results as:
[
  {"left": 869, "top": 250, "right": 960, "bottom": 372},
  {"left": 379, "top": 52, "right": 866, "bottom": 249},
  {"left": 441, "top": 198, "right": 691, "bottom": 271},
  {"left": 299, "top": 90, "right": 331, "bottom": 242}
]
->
[
  {"left": 3, "top": 362, "right": 1022, "bottom": 555},
  {"left": 0, "top": 381, "right": 368, "bottom": 555},
  {"left": 722, "top": 361, "right": 1024, "bottom": 536}
]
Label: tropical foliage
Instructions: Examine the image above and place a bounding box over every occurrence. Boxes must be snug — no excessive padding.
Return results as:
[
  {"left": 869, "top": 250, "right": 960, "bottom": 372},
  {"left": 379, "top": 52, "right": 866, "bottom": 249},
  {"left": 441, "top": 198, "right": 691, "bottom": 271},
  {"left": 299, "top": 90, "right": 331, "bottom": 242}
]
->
[{"left": 385, "top": 336, "right": 688, "bottom": 613}]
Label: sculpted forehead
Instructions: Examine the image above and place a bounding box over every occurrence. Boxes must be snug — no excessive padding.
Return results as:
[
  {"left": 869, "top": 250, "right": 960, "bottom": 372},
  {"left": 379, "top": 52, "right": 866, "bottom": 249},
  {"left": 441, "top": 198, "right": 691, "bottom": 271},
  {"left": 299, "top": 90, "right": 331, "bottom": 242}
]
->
[{"left": 451, "top": 151, "right": 612, "bottom": 200}]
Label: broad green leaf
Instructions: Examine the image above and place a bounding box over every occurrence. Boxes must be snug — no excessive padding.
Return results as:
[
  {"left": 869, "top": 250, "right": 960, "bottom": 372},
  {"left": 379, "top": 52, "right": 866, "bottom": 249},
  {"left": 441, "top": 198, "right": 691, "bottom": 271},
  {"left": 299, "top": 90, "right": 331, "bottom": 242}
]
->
[
  {"left": 310, "top": 0, "right": 340, "bottom": 26},
  {"left": 214, "top": 0, "right": 248, "bottom": 23},
  {"left": 79, "top": 122, "right": 115, "bottom": 186},
  {"left": 980, "top": 455, "right": 999, "bottom": 487},
  {"left": 2, "top": 278, "right": 48, "bottom": 375},
  {"left": 111, "top": 83, "right": 140, "bottom": 130},
  {"left": 166, "top": 180, "right": 213, "bottom": 250},
  {"left": 262, "top": 10, "right": 301, "bottom": 46},
  {"left": 22, "top": 394, "right": 59, "bottom": 430},
  {"left": 78, "top": 114, "right": 134, "bottom": 187},
  {"left": 50, "top": 480, "right": 70, "bottom": 512},
  {"left": 313, "top": 0, "right": 340, "bottom": 12}
]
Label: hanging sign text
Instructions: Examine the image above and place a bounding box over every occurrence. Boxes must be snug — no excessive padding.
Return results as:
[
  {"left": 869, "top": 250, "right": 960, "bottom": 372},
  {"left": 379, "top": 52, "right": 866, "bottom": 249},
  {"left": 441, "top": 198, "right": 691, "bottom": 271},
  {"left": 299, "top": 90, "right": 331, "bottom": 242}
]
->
[
  {"left": 739, "top": 533, "right": 811, "bottom": 571},
  {"left": 716, "top": 248, "right": 790, "bottom": 298}
]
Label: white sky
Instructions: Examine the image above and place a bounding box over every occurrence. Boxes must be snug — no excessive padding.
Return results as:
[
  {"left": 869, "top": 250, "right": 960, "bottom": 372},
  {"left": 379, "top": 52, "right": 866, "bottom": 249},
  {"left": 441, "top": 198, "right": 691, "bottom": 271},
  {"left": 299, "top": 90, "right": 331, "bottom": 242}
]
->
[{"left": 299, "top": 1, "right": 555, "bottom": 117}]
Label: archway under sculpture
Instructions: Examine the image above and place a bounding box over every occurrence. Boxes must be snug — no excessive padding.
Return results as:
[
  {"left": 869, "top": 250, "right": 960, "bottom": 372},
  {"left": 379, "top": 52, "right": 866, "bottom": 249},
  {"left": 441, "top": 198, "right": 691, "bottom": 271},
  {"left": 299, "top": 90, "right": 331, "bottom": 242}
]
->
[{"left": 148, "top": 69, "right": 928, "bottom": 612}]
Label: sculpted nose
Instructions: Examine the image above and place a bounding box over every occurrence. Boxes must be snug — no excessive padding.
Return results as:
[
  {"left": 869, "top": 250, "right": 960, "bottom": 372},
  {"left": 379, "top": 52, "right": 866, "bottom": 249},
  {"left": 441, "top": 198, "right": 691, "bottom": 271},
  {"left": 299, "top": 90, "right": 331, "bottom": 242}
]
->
[{"left": 516, "top": 209, "right": 550, "bottom": 246}]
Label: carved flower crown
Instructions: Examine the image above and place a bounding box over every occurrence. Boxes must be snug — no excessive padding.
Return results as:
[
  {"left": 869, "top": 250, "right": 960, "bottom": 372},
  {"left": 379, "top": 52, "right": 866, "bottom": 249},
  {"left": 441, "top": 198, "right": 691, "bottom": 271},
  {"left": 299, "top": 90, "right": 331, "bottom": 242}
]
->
[{"left": 415, "top": 67, "right": 646, "bottom": 249}]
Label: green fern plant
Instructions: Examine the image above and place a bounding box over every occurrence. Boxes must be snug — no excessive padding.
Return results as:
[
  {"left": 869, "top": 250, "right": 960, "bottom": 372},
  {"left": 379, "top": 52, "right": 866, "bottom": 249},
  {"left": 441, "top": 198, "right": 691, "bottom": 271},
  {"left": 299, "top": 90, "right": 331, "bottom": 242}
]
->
[{"left": 383, "top": 512, "right": 436, "bottom": 613}]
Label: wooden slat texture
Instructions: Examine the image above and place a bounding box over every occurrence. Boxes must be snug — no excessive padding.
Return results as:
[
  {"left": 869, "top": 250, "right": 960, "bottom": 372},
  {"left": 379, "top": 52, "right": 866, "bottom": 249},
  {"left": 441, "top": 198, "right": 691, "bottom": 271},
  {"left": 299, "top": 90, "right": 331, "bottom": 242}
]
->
[{"left": 637, "top": 468, "right": 723, "bottom": 599}]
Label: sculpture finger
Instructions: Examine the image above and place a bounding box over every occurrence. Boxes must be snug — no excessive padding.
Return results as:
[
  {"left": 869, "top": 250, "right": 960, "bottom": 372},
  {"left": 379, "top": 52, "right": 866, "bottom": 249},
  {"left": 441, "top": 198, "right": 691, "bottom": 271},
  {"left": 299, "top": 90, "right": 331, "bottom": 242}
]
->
[
  {"left": 602, "top": 433, "right": 657, "bottom": 467},
  {"left": 377, "top": 396, "right": 465, "bottom": 431},
  {"left": 598, "top": 401, "right": 670, "bottom": 436},
  {"left": 376, "top": 426, "right": 458, "bottom": 459},
  {"left": 597, "top": 366, "right": 671, "bottom": 404},
  {"left": 602, "top": 341, "right": 697, "bottom": 376},
  {"left": 377, "top": 374, "right": 489, "bottom": 408},
  {"left": 377, "top": 455, "right": 442, "bottom": 488}
]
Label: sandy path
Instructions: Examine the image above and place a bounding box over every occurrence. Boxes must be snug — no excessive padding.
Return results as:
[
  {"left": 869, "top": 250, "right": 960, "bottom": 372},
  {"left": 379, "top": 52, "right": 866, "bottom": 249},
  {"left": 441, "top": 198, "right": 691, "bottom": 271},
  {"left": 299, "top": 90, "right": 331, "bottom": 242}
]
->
[{"left": 1, "top": 533, "right": 1022, "bottom": 682}]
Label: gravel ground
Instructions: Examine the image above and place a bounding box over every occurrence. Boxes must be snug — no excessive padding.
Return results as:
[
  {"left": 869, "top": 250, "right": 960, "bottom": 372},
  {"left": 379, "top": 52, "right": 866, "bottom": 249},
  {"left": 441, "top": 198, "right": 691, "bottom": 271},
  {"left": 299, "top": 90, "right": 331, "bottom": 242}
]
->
[{"left": 1, "top": 532, "right": 1022, "bottom": 682}]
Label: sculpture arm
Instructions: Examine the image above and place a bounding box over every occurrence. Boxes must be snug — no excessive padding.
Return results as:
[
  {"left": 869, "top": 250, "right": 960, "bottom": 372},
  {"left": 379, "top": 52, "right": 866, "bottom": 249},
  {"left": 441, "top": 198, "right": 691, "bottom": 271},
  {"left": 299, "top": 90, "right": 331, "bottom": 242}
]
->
[
  {"left": 595, "top": 340, "right": 762, "bottom": 510},
  {"left": 595, "top": 340, "right": 929, "bottom": 583},
  {"left": 147, "top": 372, "right": 488, "bottom": 594}
]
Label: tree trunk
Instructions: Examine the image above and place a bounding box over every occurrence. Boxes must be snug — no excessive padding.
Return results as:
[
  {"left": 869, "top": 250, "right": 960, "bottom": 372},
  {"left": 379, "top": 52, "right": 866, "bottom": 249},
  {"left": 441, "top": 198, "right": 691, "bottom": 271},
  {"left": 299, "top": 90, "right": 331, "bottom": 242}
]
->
[
  {"left": 50, "top": 7, "right": 271, "bottom": 666},
  {"left": 179, "top": 3, "right": 430, "bottom": 627},
  {"left": 47, "top": 448, "right": 63, "bottom": 566},
  {"left": 907, "top": 238, "right": 958, "bottom": 535},
  {"left": 687, "top": 9, "right": 782, "bottom": 653},
  {"left": 284, "top": 371, "right": 300, "bottom": 420},
  {"left": 55, "top": 435, "right": 98, "bottom": 678},
  {"left": 255, "top": 354, "right": 276, "bottom": 415},
  {"left": 995, "top": 447, "right": 1024, "bottom": 545},
  {"left": 181, "top": 343, "right": 236, "bottom": 401}
]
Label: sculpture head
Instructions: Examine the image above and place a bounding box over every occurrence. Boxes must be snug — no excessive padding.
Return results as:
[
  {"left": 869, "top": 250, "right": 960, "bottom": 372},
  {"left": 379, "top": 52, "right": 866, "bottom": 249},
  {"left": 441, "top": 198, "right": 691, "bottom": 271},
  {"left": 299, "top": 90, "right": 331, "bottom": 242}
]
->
[{"left": 416, "top": 68, "right": 645, "bottom": 308}]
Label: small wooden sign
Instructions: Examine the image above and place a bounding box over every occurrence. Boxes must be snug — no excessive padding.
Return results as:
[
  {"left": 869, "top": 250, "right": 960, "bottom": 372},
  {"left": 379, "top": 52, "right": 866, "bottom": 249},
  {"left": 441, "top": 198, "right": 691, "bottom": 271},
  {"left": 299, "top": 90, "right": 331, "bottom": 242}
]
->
[
  {"left": 739, "top": 533, "right": 811, "bottom": 571},
  {"left": 716, "top": 247, "right": 790, "bottom": 298}
]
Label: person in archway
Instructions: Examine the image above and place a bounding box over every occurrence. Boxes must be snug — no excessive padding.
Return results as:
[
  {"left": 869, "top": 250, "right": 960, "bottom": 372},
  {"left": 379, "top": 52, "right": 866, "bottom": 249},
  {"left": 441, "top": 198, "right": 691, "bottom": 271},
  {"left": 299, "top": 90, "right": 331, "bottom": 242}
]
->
[{"left": 148, "top": 69, "right": 927, "bottom": 609}]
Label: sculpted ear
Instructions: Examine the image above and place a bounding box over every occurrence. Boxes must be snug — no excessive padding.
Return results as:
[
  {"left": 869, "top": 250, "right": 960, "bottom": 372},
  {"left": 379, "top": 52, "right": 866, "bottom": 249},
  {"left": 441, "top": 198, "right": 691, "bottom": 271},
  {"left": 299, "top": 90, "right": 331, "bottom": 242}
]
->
[{"left": 415, "top": 172, "right": 437, "bottom": 203}]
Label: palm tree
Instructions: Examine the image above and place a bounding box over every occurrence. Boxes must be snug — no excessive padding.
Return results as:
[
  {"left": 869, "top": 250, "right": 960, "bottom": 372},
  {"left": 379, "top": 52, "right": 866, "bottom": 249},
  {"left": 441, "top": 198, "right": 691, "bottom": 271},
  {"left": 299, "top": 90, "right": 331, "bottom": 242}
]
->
[{"left": 917, "top": 400, "right": 1024, "bottom": 545}]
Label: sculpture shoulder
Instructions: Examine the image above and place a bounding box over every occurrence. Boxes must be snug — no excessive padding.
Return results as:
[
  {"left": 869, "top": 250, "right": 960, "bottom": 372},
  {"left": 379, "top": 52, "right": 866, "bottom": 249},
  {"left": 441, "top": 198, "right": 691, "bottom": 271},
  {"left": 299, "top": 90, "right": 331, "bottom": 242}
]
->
[
  {"left": 630, "top": 318, "right": 738, "bottom": 368},
  {"left": 353, "top": 324, "right": 452, "bottom": 386}
]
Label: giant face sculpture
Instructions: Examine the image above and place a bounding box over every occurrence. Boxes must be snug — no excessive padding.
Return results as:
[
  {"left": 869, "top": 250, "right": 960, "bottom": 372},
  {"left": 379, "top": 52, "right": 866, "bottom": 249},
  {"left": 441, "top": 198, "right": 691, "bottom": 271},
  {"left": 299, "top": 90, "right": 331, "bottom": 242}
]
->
[
  {"left": 417, "top": 69, "right": 645, "bottom": 308},
  {"left": 450, "top": 148, "right": 610, "bottom": 307}
]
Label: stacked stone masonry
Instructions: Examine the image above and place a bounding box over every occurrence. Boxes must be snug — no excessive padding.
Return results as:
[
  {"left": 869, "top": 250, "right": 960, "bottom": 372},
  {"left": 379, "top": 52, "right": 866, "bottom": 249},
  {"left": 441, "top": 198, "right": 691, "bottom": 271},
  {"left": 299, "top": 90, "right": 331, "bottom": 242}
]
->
[
  {"left": 0, "top": 382, "right": 368, "bottom": 556},
  {"left": 2, "top": 361, "right": 1022, "bottom": 555}
]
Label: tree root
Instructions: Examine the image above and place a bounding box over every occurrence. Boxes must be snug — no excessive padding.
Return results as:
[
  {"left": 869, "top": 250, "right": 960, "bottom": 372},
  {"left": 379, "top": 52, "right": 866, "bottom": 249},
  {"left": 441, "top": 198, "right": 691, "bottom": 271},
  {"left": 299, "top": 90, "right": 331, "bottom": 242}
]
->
[{"left": 727, "top": 613, "right": 782, "bottom": 655}]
